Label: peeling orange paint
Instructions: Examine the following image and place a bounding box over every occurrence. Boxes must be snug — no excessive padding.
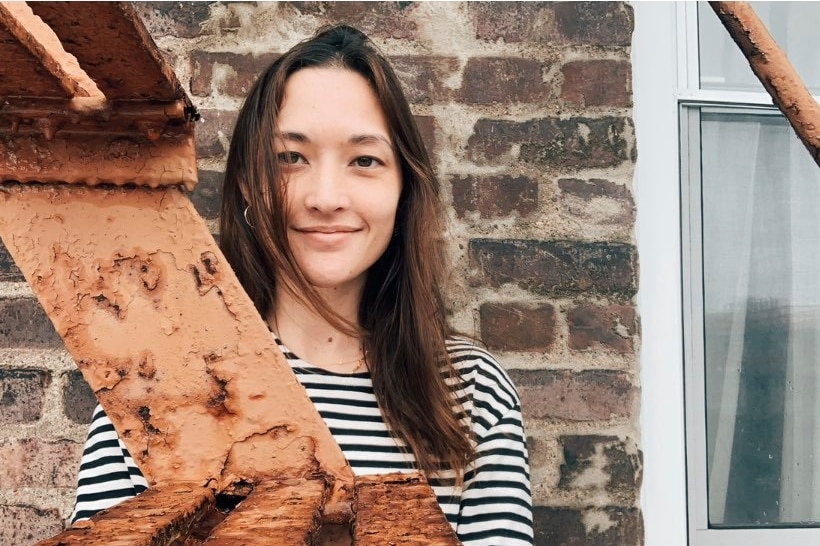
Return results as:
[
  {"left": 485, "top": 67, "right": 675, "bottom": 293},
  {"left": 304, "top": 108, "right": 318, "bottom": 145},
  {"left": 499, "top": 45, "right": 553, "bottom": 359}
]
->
[{"left": 0, "top": 184, "right": 353, "bottom": 492}]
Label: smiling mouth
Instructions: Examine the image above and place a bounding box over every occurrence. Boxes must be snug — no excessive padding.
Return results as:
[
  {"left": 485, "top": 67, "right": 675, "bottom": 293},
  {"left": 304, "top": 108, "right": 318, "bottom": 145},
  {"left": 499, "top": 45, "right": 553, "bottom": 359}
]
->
[{"left": 296, "top": 226, "right": 360, "bottom": 234}]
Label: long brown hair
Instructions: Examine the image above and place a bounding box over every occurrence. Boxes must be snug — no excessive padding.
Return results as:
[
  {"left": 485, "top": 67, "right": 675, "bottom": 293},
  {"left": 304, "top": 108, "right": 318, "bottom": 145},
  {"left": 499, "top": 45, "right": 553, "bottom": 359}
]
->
[{"left": 219, "top": 25, "right": 473, "bottom": 478}]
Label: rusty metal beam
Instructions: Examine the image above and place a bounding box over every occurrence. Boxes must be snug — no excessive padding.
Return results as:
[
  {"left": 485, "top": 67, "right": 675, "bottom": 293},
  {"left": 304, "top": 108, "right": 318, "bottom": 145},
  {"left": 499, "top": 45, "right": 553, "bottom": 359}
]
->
[
  {"left": 0, "top": 129, "right": 196, "bottom": 188},
  {"left": 0, "top": 3, "right": 76, "bottom": 98},
  {"left": 205, "top": 478, "right": 330, "bottom": 545},
  {"left": 0, "top": 184, "right": 353, "bottom": 491},
  {"left": 0, "top": 2, "right": 198, "bottom": 188},
  {"left": 28, "top": 2, "right": 186, "bottom": 102},
  {"left": 353, "top": 474, "right": 461, "bottom": 545},
  {"left": 710, "top": 1, "right": 820, "bottom": 167},
  {"left": 33, "top": 483, "right": 215, "bottom": 546}
]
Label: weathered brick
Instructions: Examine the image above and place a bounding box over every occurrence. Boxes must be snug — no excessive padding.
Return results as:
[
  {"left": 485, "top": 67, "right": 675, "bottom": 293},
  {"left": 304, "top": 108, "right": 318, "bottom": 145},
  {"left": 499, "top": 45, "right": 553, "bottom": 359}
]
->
[
  {"left": 533, "top": 506, "right": 642, "bottom": 546},
  {"left": 480, "top": 303, "right": 555, "bottom": 352},
  {"left": 414, "top": 115, "right": 437, "bottom": 162},
  {"left": 459, "top": 57, "right": 551, "bottom": 104},
  {"left": 0, "top": 297, "right": 62, "bottom": 349},
  {"left": 189, "top": 169, "right": 224, "bottom": 220},
  {"left": 553, "top": 2, "right": 634, "bottom": 47},
  {"left": 559, "top": 435, "right": 642, "bottom": 505},
  {"left": 470, "top": 2, "right": 633, "bottom": 47},
  {"left": 195, "top": 109, "right": 239, "bottom": 159},
  {"left": 389, "top": 56, "right": 458, "bottom": 105},
  {"left": 469, "top": 239, "right": 637, "bottom": 298},
  {"left": 470, "top": 3, "right": 558, "bottom": 44},
  {"left": 568, "top": 303, "right": 637, "bottom": 354},
  {"left": 0, "top": 239, "right": 23, "bottom": 282},
  {"left": 0, "top": 505, "right": 64, "bottom": 544},
  {"left": 451, "top": 175, "right": 538, "bottom": 219},
  {"left": 0, "top": 369, "right": 50, "bottom": 424},
  {"left": 558, "top": 178, "right": 635, "bottom": 227},
  {"left": 509, "top": 369, "right": 636, "bottom": 421},
  {"left": 63, "top": 370, "right": 97, "bottom": 424},
  {"left": 0, "top": 438, "right": 83, "bottom": 488},
  {"left": 561, "top": 60, "right": 632, "bottom": 108},
  {"left": 136, "top": 2, "right": 214, "bottom": 38},
  {"left": 191, "top": 51, "right": 279, "bottom": 97},
  {"left": 467, "top": 117, "right": 634, "bottom": 169},
  {"left": 288, "top": 2, "right": 421, "bottom": 41}
]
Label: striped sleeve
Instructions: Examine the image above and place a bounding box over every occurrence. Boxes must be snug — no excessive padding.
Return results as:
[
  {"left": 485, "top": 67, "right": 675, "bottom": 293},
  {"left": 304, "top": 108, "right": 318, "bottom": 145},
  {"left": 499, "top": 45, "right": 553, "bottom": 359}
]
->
[
  {"left": 449, "top": 340, "right": 534, "bottom": 546},
  {"left": 69, "top": 404, "right": 148, "bottom": 523}
]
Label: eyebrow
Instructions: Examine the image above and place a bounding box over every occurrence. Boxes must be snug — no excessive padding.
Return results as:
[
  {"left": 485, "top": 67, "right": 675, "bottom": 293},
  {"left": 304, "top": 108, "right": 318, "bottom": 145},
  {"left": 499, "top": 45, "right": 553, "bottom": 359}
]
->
[{"left": 278, "top": 131, "right": 393, "bottom": 149}]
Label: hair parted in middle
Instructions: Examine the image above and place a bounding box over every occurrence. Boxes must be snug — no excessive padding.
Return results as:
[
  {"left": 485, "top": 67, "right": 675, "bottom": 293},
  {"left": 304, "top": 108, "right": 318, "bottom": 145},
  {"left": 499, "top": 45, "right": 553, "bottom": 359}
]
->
[{"left": 219, "top": 25, "right": 474, "bottom": 478}]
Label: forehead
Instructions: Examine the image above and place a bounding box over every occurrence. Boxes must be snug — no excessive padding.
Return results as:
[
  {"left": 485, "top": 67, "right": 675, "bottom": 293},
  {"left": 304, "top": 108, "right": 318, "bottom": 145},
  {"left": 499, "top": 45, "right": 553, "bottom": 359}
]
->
[{"left": 277, "top": 67, "right": 391, "bottom": 139}]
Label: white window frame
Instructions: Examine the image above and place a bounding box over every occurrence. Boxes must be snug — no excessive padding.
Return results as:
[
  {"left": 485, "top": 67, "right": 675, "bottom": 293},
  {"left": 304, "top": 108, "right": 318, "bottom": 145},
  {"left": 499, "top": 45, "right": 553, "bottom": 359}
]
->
[{"left": 635, "top": 3, "right": 820, "bottom": 545}]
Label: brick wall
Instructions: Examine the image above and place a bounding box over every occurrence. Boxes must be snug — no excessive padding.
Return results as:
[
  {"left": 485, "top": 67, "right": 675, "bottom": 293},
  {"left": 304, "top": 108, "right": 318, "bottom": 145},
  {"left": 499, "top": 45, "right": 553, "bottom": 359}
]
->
[{"left": 0, "top": 2, "right": 641, "bottom": 544}]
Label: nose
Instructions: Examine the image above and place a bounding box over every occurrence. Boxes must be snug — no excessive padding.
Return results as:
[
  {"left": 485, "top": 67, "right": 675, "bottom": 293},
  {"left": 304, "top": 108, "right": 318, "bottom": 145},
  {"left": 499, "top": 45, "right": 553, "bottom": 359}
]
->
[{"left": 302, "top": 163, "right": 350, "bottom": 213}]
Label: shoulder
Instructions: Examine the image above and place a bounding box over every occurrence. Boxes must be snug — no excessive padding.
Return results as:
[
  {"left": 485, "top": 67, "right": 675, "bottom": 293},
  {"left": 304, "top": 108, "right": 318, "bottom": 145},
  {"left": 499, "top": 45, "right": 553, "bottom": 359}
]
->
[{"left": 445, "top": 336, "right": 520, "bottom": 416}]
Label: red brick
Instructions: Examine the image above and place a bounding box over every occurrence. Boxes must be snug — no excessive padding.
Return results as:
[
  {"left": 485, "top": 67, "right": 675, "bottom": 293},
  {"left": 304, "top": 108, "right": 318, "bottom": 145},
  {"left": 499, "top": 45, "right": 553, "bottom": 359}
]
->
[
  {"left": 561, "top": 60, "right": 632, "bottom": 108},
  {"left": 568, "top": 303, "right": 637, "bottom": 354},
  {"left": 136, "top": 2, "right": 214, "bottom": 38},
  {"left": 0, "top": 438, "right": 82, "bottom": 488},
  {"left": 467, "top": 117, "right": 635, "bottom": 169},
  {"left": 414, "top": 115, "right": 437, "bottom": 163},
  {"left": 0, "top": 297, "right": 62, "bottom": 349},
  {"left": 559, "top": 435, "right": 642, "bottom": 505},
  {"left": 63, "top": 370, "right": 97, "bottom": 424},
  {"left": 451, "top": 175, "right": 538, "bottom": 219},
  {"left": 0, "top": 369, "right": 51, "bottom": 424},
  {"left": 480, "top": 303, "right": 555, "bottom": 352},
  {"left": 459, "top": 57, "right": 551, "bottom": 104},
  {"left": 469, "top": 2, "right": 633, "bottom": 47},
  {"left": 0, "top": 239, "right": 23, "bottom": 282},
  {"left": 553, "top": 2, "right": 634, "bottom": 47},
  {"left": 288, "top": 2, "right": 422, "bottom": 41},
  {"left": 389, "top": 56, "right": 458, "bottom": 105},
  {"left": 191, "top": 51, "right": 279, "bottom": 97},
  {"left": 189, "top": 169, "right": 224, "bottom": 220},
  {"left": 533, "top": 506, "right": 642, "bottom": 546},
  {"left": 558, "top": 178, "right": 635, "bottom": 228},
  {"left": 470, "top": 3, "right": 559, "bottom": 44},
  {"left": 469, "top": 239, "right": 637, "bottom": 298},
  {"left": 195, "top": 109, "right": 239, "bottom": 159},
  {"left": 509, "top": 369, "right": 636, "bottom": 421}
]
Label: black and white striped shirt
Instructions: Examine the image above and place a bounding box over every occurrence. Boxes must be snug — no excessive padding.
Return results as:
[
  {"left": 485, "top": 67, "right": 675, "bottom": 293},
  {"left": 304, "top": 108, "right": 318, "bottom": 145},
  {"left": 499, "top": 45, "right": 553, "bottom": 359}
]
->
[{"left": 71, "top": 338, "right": 533, "bottom": 545}]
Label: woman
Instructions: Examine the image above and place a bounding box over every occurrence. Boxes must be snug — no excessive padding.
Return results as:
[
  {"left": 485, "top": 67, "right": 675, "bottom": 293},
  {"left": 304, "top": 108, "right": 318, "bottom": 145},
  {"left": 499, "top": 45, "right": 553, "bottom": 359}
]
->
[{"left": 72, "top": 25, "right": 533, "bottom": 545}]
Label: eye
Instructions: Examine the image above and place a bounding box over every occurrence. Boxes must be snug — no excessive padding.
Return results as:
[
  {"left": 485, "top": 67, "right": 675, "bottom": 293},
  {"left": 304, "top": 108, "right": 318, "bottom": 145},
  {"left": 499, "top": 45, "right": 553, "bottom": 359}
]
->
[
  {"left": 277, "top": 151, "right": 305, "bottom": 165},
  {"left": 353, "top": 156, "right": 380, "bottom": 168}
]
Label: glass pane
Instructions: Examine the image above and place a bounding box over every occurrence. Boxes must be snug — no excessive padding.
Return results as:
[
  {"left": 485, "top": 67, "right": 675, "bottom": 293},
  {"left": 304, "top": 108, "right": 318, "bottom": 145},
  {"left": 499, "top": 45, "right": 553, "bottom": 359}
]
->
[
  {"left": 701, "top": 110, "right": 820, "bottom": 528},
  {"left": 698, "top": 2, "right": 820, "bottom": 94}
]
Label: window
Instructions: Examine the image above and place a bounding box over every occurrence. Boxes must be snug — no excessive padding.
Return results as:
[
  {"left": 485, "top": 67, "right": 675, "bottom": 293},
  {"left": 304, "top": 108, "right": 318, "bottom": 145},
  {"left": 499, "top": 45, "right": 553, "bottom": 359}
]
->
[{"left": 681, "top": 3, "right": 820, "bottom": 545}]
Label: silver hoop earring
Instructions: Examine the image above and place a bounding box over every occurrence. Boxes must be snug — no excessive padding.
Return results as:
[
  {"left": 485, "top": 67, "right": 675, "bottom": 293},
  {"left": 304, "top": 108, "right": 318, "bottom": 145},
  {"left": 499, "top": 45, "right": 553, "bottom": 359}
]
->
[{"left": 243, "top": 205, "right": 254, "bottom": 228}]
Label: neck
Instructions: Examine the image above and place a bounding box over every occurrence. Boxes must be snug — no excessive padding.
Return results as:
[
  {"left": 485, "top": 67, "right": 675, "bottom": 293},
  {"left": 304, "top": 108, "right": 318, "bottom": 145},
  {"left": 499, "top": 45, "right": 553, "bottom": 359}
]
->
[{"left": 268, "top": 283, "right": 365, "bottom": 372}]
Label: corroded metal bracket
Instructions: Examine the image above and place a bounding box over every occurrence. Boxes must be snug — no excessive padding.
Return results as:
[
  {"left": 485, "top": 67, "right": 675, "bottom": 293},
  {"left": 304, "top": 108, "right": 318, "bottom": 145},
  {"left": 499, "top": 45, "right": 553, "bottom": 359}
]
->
[
  {"left": 710, "top": 1, "right": 820, "bottom": 167},
  {"left": 0, "top": 3, "right": 462, "bottom": 544},
  {"left": 0, "top": 2, "right": 198, "bottom": 188}
]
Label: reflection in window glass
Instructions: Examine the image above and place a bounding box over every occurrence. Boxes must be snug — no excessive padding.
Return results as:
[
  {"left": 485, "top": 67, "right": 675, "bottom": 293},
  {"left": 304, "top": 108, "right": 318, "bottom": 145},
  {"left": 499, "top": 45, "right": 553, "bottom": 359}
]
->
[
  {"left": 701, "top": 111, "right": 820, "bottom": 527},
  {"left": 698, "top": 2, "right": 820, "bottom": 94}
]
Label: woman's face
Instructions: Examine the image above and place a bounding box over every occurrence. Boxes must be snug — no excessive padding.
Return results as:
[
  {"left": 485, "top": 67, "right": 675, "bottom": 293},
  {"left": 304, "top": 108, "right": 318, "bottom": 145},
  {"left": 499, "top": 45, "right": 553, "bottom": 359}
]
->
[{"left": 275, "top": 67, "right": 402, "bottom": 294}]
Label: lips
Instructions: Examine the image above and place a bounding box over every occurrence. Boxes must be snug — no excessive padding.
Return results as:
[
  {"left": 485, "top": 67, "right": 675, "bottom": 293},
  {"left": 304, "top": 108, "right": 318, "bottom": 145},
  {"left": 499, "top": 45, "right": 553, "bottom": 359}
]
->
[{"left": 296, "top": 225, "right": 360, "bottom": 234}]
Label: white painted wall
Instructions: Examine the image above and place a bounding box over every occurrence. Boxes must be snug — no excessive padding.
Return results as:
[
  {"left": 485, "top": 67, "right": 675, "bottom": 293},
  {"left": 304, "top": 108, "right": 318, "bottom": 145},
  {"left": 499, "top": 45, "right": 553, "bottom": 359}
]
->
[{"left": 632, "top": 3, "right": 688, "bottom": 545}]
